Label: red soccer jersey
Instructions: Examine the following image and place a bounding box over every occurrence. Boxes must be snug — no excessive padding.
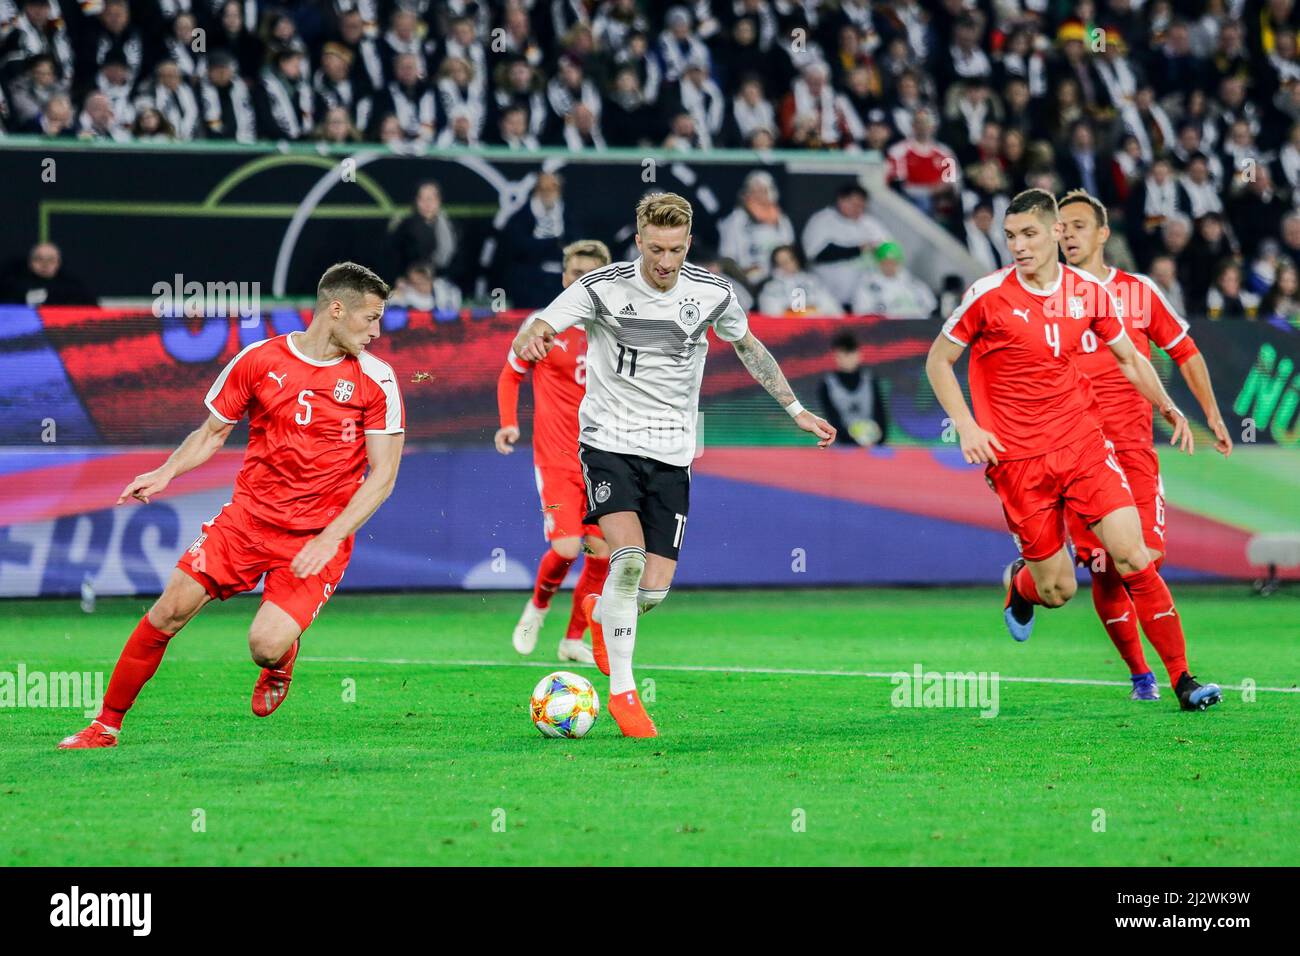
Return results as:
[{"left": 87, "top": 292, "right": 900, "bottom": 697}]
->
[
  {"left": 943, "top": 264, "right": 1125, "bottom": 460},
  {"left": 498, "top": 321, "right": 586, "bottom": 472},
  {"left": 1073, "top": 267, "right": 1199, "bottom": 451},
  {"left": 204, "top": 333, "right": 405, "bottom": 530}
]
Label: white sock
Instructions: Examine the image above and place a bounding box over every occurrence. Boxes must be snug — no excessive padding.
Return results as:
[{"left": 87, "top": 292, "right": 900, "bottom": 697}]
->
[
  {"left": 637, "top": 586, "right": 670, "bottom": 616},
  {"left": 602, "top": 546, "right": 646, "bottom": 696}
]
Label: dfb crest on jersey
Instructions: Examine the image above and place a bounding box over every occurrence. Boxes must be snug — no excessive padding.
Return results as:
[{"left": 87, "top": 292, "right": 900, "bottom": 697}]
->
[
  {"left": 1067, "top": 297, "right": 1085, "bottom": 320},
  {"left": 333, "top": 379, "right": 355, "bottom": 402},
  {"left": 677, "top": 297, "right": 703, "bottom": 329}
]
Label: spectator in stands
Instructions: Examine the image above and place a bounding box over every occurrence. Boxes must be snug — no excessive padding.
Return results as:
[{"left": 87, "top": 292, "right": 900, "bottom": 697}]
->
[
  {"left": 495, "top": 171, "right": 570, "bottom": 307},
  {"left": 816, "top": 331, "right": 887, "bottom": 447},
  {"left": 492, "top": 58, "right": 547, "bottom": 143},
  {"left": 0, "top": 242, "right": 94, "bottom": 306},
  {"left": 131, "top": 105, "right": 174, "bottom": 141},
  {"left": 390, "top": 262, "right": 462, "bottom": 313},
  {"left": 965, "top": 200, "right": 1010, "bottom": 272},
  {"left": 886, "top": 107, "right": 960, "bottom": 219},
  {"left": 7, "top": 54, "right": 64, "bottom": 127},
  {"left": 658, "top": 5, "right": 710, "bottom": 84},
  {"left": 1230, "top": 165, "right": 1288, "bottom": 260},
  {"left": 437, "top": 56, "right": 486, "bottom": 143},
  {"left": 137, "top": 59, "right": 200, "bottom": 141},
  {"left": 729, "top": 75, "right": 776, "bottom": 148},
  {"left": 390, "top": 180, "right": 457, "bottom": 283},
  {"left": 1281, "top": 213, "right": 1300, "bottom": 265},
  {"left": 313, "top": 43, "right": 366, "bottom": 131},
  {"left": 211, "top": 0, "right": 265, "bottom": 84},
  {"left": 164, "top": 12, "right": 205, "bottom": 81},
  {"left": 1179, "top": 153, "right": 1224, "bottom": 219},
  {"left": 780, "top": 60, "right": 846, "bottom": 149},
  {"left": 851, "top": 241, "right": 937, "bottom": 319},
  {"left": 612, "top": 30, "right": 662, "bottom": 105},
  {"left": 26, "top": 90, "right": 73, "bottom": 136},
  {"left": 256, "top": 47, "right": 314, "bottom": 141},
  {"left": 1206, "top": 259, "right": 1259, "bottom": 319},
  {"left": 670, "top": 52, "right": 725, "bottom": 147},
  {"left": 369, "top": 52, "right": 435, "bottom": 142},
  {"left": 94, "top": 52, "right": 136, "bottom": 134},
  {"left": 1259, "top": 260, "right": 1300, "bottom": 329},
  {"left": 1058, "top": 120, "right": 1119, "bottom": 208},
  {"left": 718, "top": 170, "right": 796, "bottom": 289},
  {"left": 802, "top": 183, "right": 891, "bottom": 310},
  {"left": 315, "top": 105, "right": 362, "bottom": 143},
  {"left": 1128, "top": 157, "right": 1192, "bottom": 263},
  {"left": 0, "top": 0, "right": 73, "bottom": 85},
  {"left": 201, "top": 50, "right": 257, "bottom": 143},
  {"left": 78, "top": 0, "right": 144, "bottom": 93},
  {"left": 603, "top": 66, "right": 657, "bottom": 148},
  {"left": 77, "top": 89, "right": 128, "bottom": 140},
  {"left": 1184, "top": 213, "right": 1238, "bottom": 309},
  {"left": 757, "top": 245, "right": 844, "bottom": 317},
  {"left": 545, "top": 54, "right": 602, "bottom": 148},
  {"left": 493, "top": 104, "right": 540, "bottom": 150},
  {"left": 1149, "top": 255, "right": 1188, "bottom": 316},
  {"left": 695, "top": 251, "right": 755, "bottom": 310}
]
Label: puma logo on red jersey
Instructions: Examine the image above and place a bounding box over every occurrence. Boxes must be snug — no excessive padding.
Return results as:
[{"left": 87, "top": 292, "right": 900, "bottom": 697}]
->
[
  {"left": 1012, "top": 308, "right": 1030, "bottom": 323},
  {"left": 267, "top": 371, "right": 286, "bottom": 388}
]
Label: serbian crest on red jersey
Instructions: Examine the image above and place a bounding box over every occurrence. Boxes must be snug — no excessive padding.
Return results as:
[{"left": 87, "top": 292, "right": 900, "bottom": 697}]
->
[
  {"left": 334, "top": 379, "right": 355, "bottom": 402},
  {"left": 1067, "top": 297, "right": 1085, "bottom": 320}
]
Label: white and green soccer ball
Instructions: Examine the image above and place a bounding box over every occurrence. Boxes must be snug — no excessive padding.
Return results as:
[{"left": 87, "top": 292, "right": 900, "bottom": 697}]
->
[{"left": 530, "top": 671, "right": 600, "bottom": 738}]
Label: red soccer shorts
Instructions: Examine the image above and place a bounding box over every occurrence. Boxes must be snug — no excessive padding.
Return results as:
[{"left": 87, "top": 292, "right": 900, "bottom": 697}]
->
[
  {"left": 534, "top": 464, "right": 603, "bottom": 542},
  {"left": 1067, "top": 446, "right": 1165, "bottom": 563},
  {"left": 985, "top": 429, "right": 1136, "bottom": 563},
  {"left": 176, "top": 500, "right": 353, "bottom": 632}
]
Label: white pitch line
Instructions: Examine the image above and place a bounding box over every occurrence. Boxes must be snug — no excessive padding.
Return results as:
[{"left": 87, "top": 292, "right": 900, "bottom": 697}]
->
[{"left": 300, "top": 656, "right": 1299, "bottom": 695}]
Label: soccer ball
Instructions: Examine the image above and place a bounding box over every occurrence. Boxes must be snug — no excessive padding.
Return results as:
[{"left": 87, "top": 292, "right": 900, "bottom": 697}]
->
[{"left": 530, "top": 671, "right": 600, "bottom": 738}]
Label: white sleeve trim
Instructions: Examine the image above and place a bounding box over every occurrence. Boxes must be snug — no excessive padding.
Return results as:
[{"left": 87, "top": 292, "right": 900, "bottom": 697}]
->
[
  {"left": 358, "top": 351, "right": 404, "bottom": 434},
  {"left": 1106, "top": 326, "right": 1128, "bottom": 346},
  {"left": 507, "top": 351, "right": 529, "bottom": 373},
  {"left": 363, "top": 427, "right": 406, "bottom": 435},
  {"left": 204, "top": 398, "right": 238, "bottom": 425},
  {"left": 943, "top": 330, "right": 968, "bottom": 347}
]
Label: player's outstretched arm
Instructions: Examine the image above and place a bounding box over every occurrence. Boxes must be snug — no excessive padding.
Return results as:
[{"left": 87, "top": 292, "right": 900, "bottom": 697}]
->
[
  {"left": 512, "top": 318, "right": 557, "bottom": 363},
  {"left": 1177, "top": 352, "right": 1232, "bottom": 456},
  {"left": 924, "top": 334, "right": 1005, "bottom": 465},
  {"left": 117, "top": 413, "right": 235, "bottom": 505},
  {"left": 731, "top": 330, "right": 836, "bottom": 447},
  {"left": 291, "top": 432, "right": 404, "bottom": 579},
  {"left": 1106, "top": 335, "right": 1194, "bottom": 454}
]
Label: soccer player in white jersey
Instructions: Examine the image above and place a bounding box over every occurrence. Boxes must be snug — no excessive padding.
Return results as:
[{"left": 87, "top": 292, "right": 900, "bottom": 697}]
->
[{"left": 512, "top": 192, "right": 836, "bottom": 737}]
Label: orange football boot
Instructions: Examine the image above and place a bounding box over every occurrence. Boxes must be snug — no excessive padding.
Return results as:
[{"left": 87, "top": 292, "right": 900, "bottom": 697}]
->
[
  {"left": 582, "top": 594, "right": 610, "bottom": 676},
  {"left": 608, "top": 688, "right": 657, "bottom": 738},
  {"left": 252, "top": 638, "right": 299, "bottom": 717},
  {"left": 57, "top": 720, "right": 119, "bottom": 749}
]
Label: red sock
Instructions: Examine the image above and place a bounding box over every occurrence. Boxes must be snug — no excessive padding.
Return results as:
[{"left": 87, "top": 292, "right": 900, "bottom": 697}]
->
[
  {"left": 1013, "top": 565, "right": 1043, "bottom": 606},
  {"left": 566, "top": 555, "right": 609, "bottom": 639},
  {"left": 532, "top": 548, "right": 574, "bottom": 610},
  {"left": 98, "top": 614, "right": 176, "bottom": 729},
  {"left": 1121, "top": 564, "right": 1189, "bottom": 688},
  {"left": 1091, "top": 563, "right": 1148, "bottom": 675}
]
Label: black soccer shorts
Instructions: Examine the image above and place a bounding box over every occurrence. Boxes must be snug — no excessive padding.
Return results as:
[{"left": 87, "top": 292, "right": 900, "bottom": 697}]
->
[{"left": 578, "top": 443, "right": 691, "bottom": 560}]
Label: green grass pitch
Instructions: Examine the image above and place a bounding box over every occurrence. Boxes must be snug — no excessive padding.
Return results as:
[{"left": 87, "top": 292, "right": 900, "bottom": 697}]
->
[{"left": 1, "top": 586, "right": 1296, "bottom": 866}]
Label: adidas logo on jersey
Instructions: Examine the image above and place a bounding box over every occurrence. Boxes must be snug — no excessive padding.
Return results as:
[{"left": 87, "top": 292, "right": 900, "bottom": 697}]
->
[{"left": 619, "top": 303, "right": 637, "bottom": 316}]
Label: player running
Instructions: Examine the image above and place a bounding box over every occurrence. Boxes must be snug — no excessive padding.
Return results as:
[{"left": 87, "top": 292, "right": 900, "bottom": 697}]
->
[
  {"left": 496, "top": 239, "right": 613, "bottom": 664},
  {"left": 925, "top": 188, "right": 1222, "bottom": 711},
  {"left": 512, "top": 192, "right": 836, "bottom": 737},
  {"left": 1057, "top": 189, "right": 1233, "bottom": 702},
  {"left": 58, "top": 262, "right": 405, "bottom": 748}
]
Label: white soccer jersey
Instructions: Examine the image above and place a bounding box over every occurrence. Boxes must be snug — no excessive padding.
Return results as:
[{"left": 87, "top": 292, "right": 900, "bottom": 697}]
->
[{"left": 534, "top": 257, "right": 749, "bottom": 466}]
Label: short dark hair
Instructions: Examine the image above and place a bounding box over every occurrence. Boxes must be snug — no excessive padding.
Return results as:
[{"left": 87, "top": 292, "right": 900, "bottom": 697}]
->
[
  {"left": 1058, "top": 188, "right": 1108, "bottom": 229},
  {"left": 831, "top": 331, "right": 859, "bottom": 353},
  {"left": 1006, "top": 187, "right": 1058, "bottom": 223},
  {"left": 317, "top": 261, "right": 390, "bottom": 309},
  {"left": 836, "top": 182, "right": 868, "bottom": 201}
]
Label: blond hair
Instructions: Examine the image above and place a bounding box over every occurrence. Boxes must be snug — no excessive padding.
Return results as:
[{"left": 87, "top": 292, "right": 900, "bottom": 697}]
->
[
  {"left": 635, "top": 192, "right": 693, "bottom": 233},
  {"left": 1057, "top": 188, "right": 1109, "bottom": 229},
  {"left": 563, "top": 239, "right": 612, "bottom": 268}
]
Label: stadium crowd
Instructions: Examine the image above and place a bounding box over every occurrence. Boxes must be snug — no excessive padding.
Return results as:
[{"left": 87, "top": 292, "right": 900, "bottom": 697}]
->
[{"left": 3, "top": 0, "right": 1300, "bottom": 324}]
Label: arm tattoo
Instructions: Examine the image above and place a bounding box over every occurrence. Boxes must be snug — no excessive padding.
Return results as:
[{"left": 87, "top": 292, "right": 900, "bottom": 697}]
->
[{"left": 734, "top": 333, "right": 796, "bottom": 407}]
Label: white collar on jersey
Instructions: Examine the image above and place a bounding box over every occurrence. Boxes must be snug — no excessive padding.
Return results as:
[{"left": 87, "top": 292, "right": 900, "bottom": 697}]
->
[
  {"left": 631, "top": 256, "right": 680, "bottom": 299},
  {"left": 286, "top": 330, "right": 346, "bottom": 367},
  {"left": 1014, "top": 261, "right": 1065, "bottom": 296}
]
